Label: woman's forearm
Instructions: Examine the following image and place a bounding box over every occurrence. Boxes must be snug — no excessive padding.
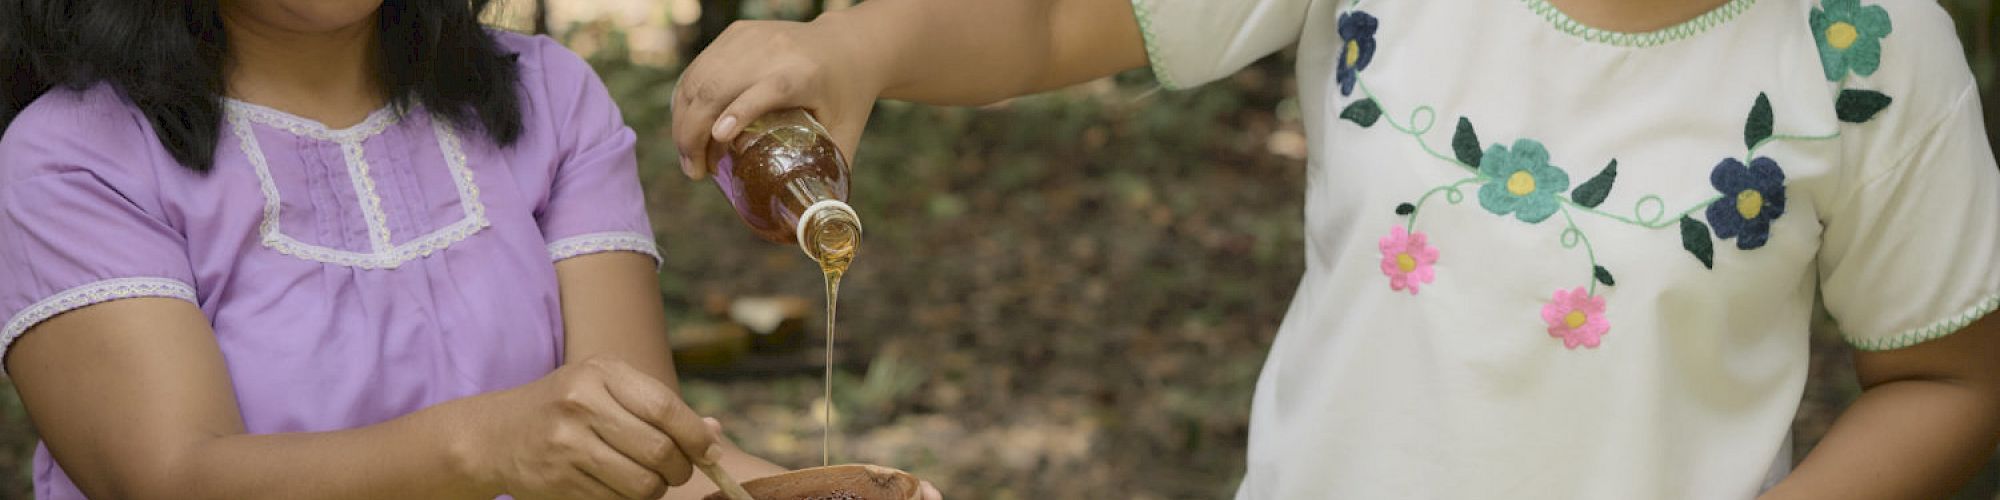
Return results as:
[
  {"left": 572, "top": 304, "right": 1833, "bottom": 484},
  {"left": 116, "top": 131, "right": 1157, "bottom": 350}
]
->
[
  {"left": 154, "top": 252, "right": 699, "bottom": 499},
  {"left": 163, "top": 400, "right": 491, "bottom": 500},
  {"left": 812, "top": 0, "right": 1147, "bottom": 106},
  {"left": 1763, "top": 378, "right": 2000, "bottom": 499},
  {"left": 556, "top": 252, "right": 681, "bottom": 389},
  {"left": 556, "top": 251, "right": 792, "bottom": 495},
  {"left": 1764, "top": 314, "right": 2000, "bottom": 500},
  {"left": 9, "top": 298, "right": 505, "bottom": 500},
  {"left": 669, "top": 0, "right": 1142, "bottom": 179}
]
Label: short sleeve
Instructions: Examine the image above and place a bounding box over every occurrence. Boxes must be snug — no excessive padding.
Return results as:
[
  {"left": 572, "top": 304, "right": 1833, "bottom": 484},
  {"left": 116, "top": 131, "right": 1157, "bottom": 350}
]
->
[
  {"left": 1130, "top": 0, "right": 1314, "bottom": 89},
  {"left": 1817, "top": 86, "right": 2000, "bottom": 351},
  {"left": 0, "top": 90, "right": 199, "bottom": 371},
  {"left": 527, "top": 36, "right": 660, "bottom": 265}
]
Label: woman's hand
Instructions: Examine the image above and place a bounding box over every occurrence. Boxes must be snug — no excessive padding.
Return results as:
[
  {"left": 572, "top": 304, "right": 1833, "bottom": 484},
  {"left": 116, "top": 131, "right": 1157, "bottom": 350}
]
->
[
  {"left": 671, "top": 18, "right": 884, "bottom": 180},
  {"left": 458, "top": 356, "right": 720, "bottom": 500}
]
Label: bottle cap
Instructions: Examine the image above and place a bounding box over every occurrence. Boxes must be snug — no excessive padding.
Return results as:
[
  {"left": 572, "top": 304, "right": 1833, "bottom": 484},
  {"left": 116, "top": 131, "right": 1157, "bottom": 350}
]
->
[{"left": 797, "top": 199, "right": 862, "bottom": 259}]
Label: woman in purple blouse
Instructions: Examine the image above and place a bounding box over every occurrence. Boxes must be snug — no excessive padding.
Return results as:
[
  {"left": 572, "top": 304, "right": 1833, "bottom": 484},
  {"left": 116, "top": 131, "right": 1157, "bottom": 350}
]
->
[{"left": 0, "top": 0, "right": 830, "bottom": 498}]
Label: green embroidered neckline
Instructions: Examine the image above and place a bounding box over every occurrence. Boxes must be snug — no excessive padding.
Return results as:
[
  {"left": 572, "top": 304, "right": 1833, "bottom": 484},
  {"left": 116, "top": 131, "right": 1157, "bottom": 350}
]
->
[{"left": 1522, "top": 0, "right": 1758, "bottom": 48}]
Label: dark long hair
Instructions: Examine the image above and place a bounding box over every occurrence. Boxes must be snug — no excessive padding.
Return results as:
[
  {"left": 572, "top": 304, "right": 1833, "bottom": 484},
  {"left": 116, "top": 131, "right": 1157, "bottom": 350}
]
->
[{"left": 0, "top": 0, "right": 522, "bottom": 171}]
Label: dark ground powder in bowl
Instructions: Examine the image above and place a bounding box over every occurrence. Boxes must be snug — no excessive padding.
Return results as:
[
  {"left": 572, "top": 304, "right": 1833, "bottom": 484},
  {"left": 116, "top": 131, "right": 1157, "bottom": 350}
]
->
[{"left": 801, "top": 491, "right": 862, "bottom": 500}]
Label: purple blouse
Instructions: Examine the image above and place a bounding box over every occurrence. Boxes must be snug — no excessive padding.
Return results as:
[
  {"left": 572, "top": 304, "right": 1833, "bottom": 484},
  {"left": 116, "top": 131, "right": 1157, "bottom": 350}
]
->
[{"left": 0, "top": 33, "right": 657, "bottom": 499}]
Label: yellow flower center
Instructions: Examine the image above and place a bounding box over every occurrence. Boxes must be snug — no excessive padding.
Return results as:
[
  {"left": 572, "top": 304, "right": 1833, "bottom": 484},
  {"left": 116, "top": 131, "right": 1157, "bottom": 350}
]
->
[
  {"left": 1395, "top": 253, "right": 1417, "bottom": 273},
  {"left": 1826, "top": 22, "right": 1859, "bottom": 50},
  {"left": 1506, "top": 171, "right": 1537, "bottom": 196},
  {"left": 1737, "top": 189, "right": 1764, "bottom": 220},
  {"left": 1564, "top": 311, "right": 1588, "bottom": 329},
  {"left": 1345, "top": 40, "right": 1360, "bottom": 67}
]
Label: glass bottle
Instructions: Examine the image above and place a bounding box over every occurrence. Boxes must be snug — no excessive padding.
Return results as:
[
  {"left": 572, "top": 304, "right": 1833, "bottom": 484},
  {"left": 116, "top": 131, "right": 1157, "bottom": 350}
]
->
[{"left": 710, "top": 109, "right": 862, "bottom": 265}]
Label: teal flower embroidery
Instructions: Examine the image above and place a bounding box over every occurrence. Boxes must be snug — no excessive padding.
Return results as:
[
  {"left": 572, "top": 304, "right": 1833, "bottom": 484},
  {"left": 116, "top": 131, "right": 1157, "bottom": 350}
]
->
[
  {"left": 1476, "top": 139, "right": 1569, "bottom": 223},
  {"left": 1810, "top": 0, "right": 1892, "bottom": 82}
]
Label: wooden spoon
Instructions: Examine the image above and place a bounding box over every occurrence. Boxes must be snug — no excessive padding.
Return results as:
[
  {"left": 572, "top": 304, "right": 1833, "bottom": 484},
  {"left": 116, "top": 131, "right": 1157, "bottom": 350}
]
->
[
  {"left": 698, "top": 462, "right": 755, "bottom": 500},
  {"left": 701, "top": 464, "right": 922, "bottom": 500}
]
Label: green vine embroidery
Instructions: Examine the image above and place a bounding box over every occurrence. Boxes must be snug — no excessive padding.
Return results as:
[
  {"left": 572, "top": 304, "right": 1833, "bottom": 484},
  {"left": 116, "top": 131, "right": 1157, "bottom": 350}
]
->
[
  {"left": 1350, "top": 85, "right": 1849, "bottom": 347},
  {"left": 1351, "top": 83, "right": 1841, "bottom": 281},
  {"left": 1347, "top": 79, "right": 1730, "bottom": 290},
  {"left": 1340, "top": 1, "right": 1897, "bottom": 348}
]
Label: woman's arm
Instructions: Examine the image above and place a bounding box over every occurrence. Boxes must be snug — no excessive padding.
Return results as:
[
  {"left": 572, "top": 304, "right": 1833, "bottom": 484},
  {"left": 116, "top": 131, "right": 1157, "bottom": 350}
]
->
[
  {"left": 9, "top": 298, "right": 482, "bottom": 499},
  {"left": 9, "top": 296, "right": 719, "bottom": 500},
  {"left": 806, "top": 0, "right": 1148, "bottom": 106},
  {"left": 554, "top": 252, "right": 791, "bottom": 498},
  {"left": 1761, "top": 312, "right": 2000, "bottom": 499},
  {"left": 670, "top": 0, "right": 1149, "bottom": 179},
  {"left": 557, "top": 252, "right": 682, "bottom": 386}
]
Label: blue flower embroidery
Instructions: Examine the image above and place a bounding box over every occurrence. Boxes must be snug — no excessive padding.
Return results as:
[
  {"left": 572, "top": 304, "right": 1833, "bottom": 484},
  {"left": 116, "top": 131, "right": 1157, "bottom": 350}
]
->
[
  {"left": 1705, "top": 157, "right": 1787, "bottom": 249},
  {"left": 1336, "top": 11, "right": 1378, "bottom": 96}
]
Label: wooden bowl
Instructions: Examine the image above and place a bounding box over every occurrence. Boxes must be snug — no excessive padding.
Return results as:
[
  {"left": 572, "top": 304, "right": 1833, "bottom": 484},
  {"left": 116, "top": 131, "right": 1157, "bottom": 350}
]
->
[{"left": 703, "top": 464, "right": 921, "bottom": 500}]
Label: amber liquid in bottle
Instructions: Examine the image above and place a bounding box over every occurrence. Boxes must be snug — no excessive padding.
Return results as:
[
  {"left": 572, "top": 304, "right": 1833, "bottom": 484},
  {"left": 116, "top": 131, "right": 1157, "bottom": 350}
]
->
[{"left": 711, "top": 109, "right": 860, "bottom": 466}]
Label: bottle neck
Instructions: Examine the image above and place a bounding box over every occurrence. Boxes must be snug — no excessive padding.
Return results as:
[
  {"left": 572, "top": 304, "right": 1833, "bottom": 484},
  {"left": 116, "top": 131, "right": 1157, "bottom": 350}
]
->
[{"left": 798, "top": 198, "right": 861, "bottom": 265}]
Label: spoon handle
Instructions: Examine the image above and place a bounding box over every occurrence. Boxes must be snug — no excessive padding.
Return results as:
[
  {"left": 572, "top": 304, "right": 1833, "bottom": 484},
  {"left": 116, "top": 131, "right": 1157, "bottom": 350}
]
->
[{"left": 699, "top": 462, "right": 755, "bottom": 500}]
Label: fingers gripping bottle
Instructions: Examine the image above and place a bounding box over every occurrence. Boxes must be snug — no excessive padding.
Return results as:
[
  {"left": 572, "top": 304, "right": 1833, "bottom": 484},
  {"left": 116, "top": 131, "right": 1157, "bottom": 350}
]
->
[{"left": 710, "top": 109, "right": 861, "bottom": 268}]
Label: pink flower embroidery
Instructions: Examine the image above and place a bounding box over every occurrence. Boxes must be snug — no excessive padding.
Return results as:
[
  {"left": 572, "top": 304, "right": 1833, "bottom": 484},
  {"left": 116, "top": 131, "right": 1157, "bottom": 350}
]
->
[
  {"left": 1541, "top": 287, "right": 1610, "bottom": 349},
  {"left": 1378, "top": 225, "right": 1439, "bottom": 294}
]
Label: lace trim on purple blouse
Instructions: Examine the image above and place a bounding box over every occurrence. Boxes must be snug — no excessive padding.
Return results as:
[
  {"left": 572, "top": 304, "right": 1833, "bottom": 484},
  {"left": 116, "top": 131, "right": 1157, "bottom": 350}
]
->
[
  {"left": 547, "top": 231, "right": 661, "bottom": 266},
  {"left": 1, "top": 277, "right": 198, "bottom": 372},
  {"left": 226, "top": 102, "right": 491, "bottom": 270}
]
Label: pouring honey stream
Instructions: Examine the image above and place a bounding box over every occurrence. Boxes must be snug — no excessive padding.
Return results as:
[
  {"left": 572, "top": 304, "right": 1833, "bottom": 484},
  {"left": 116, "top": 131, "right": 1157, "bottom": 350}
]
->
[
  {"left": 710, "top": 108, "right": 861, "bottom": 468},
  {"left": 804, "top": 208, "right": 859, "bottom": 466}
]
